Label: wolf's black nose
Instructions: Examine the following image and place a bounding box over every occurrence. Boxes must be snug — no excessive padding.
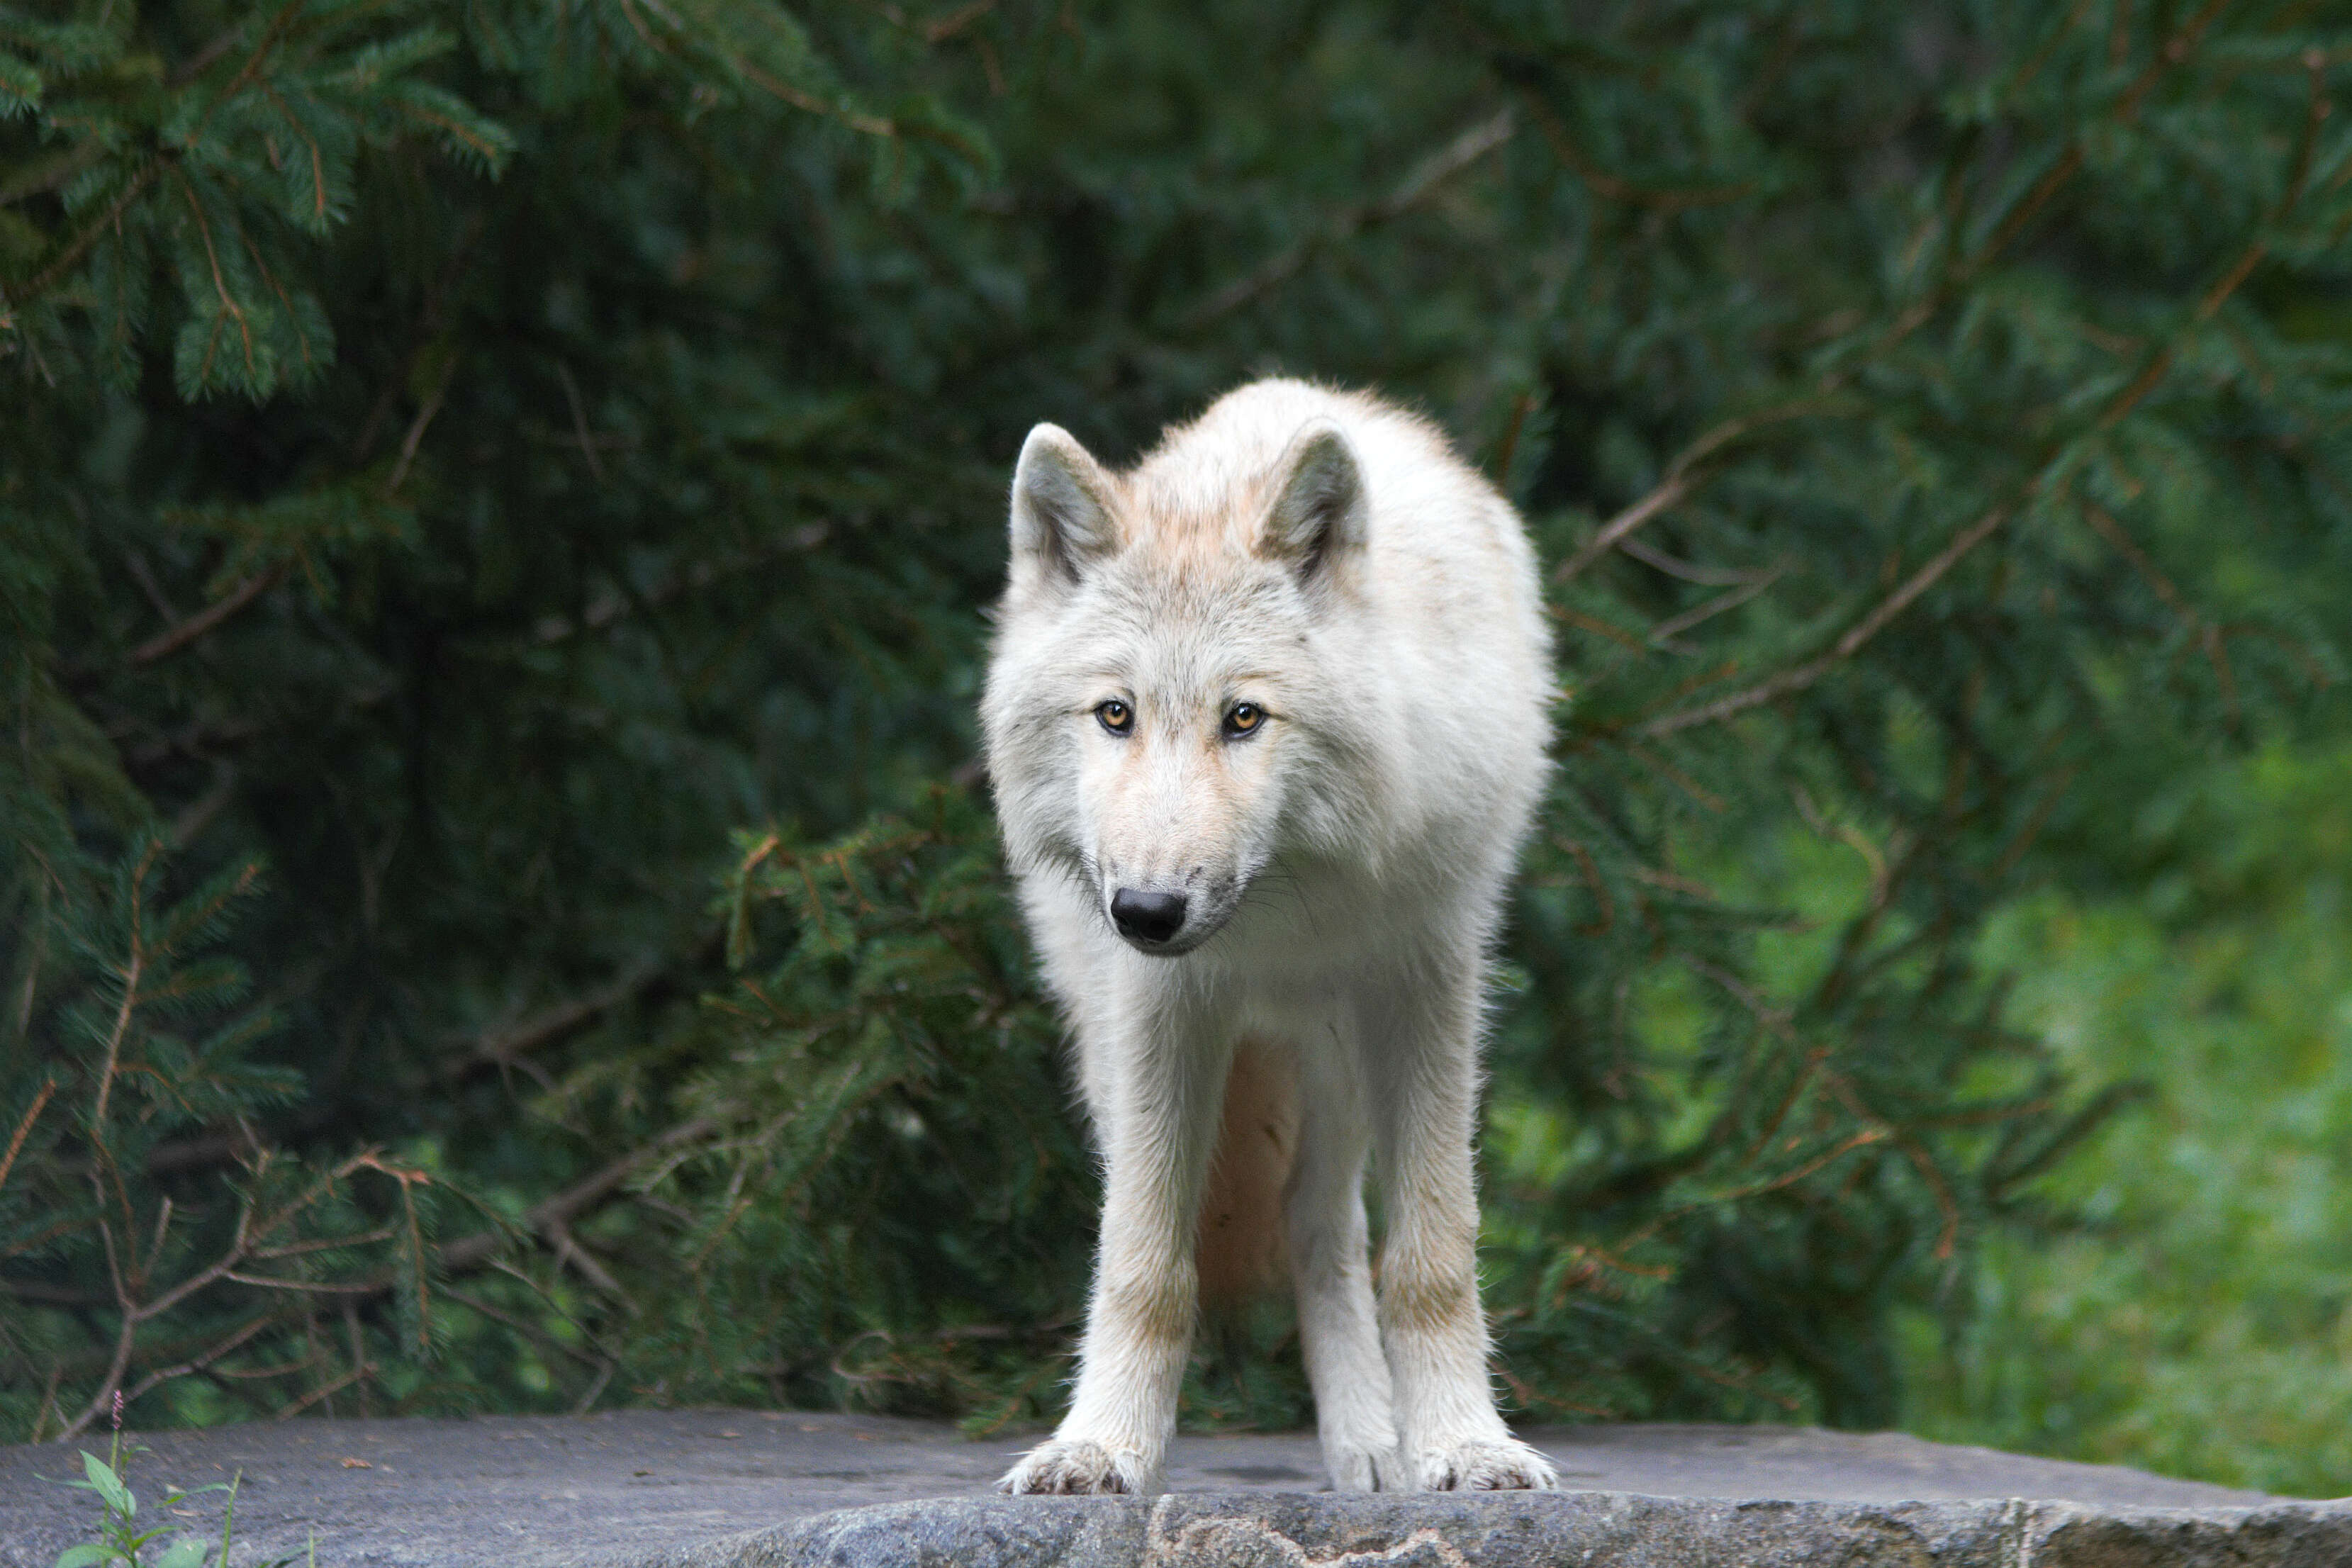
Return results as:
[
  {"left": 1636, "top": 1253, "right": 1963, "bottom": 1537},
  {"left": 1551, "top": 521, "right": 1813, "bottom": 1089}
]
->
[{"left": 1111, "top": 888, "right": 1187, "bottom": 944}]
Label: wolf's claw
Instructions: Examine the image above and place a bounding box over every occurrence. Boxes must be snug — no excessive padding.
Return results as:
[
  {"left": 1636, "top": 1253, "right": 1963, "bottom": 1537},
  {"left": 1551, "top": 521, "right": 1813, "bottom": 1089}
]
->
[
  {"left": 999, "top": 1438, "right": 1150, "bottom": 1496},
  {"left": 1415, "top": 1437, "right": 1559, "bottom": 1491}
]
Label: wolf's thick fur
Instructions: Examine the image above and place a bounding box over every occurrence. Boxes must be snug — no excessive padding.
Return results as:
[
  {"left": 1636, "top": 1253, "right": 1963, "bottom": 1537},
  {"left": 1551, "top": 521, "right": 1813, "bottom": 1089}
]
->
[{"left": 982, "top": 379, "right": 1557, "bottom": 1496}]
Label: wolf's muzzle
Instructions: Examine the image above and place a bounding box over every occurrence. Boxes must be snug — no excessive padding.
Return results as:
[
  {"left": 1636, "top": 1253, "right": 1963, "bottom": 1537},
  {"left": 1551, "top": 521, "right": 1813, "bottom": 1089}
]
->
[{"left": 1110, "top": 887, "right": 1187, "bottom": 946}]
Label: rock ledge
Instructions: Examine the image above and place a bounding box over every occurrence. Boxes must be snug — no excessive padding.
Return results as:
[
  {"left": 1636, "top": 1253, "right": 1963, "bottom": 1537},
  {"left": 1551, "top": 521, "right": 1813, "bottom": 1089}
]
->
[
  {"left": 3, "top": 1411, "right": 2336, "bottom": 1567},
  {"left": 646, "top": 1491, "right": 2352, "bottom": 1568}
]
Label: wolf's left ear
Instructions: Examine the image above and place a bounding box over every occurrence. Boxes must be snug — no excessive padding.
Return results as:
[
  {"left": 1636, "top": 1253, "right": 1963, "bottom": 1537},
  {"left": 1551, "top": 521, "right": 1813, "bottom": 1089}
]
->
[
  {"left": 1260, "top": 422, "right": 1367, "bottom": 583},
  {"left": 1009, "top": 424, "right": 1117, "bottom": 596}
]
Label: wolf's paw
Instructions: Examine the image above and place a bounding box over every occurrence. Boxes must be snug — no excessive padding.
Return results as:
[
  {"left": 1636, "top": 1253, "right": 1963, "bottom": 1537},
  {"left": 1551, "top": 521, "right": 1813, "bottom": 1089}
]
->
[
  {"left": 1415, "top": 1435, "right": 1559, "bottom": 1491},
  {"left": 998, "top": 1438, "right": 1151, "bottom": 1496},
  {"left": 1322, "top": 1436, "right": 1411, "bottom": 1493}
]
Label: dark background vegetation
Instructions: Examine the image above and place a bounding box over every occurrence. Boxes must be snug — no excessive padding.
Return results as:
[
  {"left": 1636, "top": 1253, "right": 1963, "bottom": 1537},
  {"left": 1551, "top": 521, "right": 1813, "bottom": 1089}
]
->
[{"left": 6, "top": 0, "right": 2351, "bottom": 1494}]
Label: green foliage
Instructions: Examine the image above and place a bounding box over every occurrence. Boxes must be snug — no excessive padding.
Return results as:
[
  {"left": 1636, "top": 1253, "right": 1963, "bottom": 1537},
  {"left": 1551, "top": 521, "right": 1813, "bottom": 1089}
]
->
[
  {"left": 0, "top": 832, "right": 474, "bottom": 1444},
  {"left": 45, "top": 1429, "right": 267, "bottom": 1568},
  {"left": 5, "top": 0, "right": 2351, "bottom": 1476},
  {"left": 580, "top": 789, "right": 1096, "bottom": 1420},
  {"left": 1904, "top": 742, "right": 2352, "bottom": 1497}
]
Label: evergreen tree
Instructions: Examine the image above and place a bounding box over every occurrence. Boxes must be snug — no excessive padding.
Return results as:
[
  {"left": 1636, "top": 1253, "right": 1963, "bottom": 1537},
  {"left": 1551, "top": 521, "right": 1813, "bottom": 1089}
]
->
[{"left": 4, "top": 0, "right": 2347, "bottom": 1443}]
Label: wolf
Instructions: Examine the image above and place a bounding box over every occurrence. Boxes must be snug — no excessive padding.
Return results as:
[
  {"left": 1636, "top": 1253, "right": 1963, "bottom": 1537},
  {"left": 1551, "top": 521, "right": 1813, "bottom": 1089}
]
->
[{"left": 982, "top": 379, "right": 1558, "bottom": 1496}]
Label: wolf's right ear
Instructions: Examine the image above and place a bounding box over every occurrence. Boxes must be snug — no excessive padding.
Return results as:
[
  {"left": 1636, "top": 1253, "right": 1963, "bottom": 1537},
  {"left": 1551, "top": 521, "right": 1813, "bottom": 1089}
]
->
[
  {"left": 1260, "top": 422, "right": 1367, "bottom": 585},
  {"left": 1009, "top": 424, "right": 1116, "bottom": 595}
]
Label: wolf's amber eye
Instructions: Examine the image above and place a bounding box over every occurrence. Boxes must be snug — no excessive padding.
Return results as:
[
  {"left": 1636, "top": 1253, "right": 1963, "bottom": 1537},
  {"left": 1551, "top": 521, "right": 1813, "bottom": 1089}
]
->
[
  {"left": 1222, "top": 702, "right": 1265, "bottom": 739},
  {"left": 1095, "top": 699, "right": 1133, "bottom": 735}
]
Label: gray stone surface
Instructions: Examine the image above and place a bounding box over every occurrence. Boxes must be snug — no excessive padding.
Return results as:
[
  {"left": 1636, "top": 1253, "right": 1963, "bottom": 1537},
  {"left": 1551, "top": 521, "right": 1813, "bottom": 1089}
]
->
[{"left": 0, "top": 1410, "right": 2339, "bottom": 1568}]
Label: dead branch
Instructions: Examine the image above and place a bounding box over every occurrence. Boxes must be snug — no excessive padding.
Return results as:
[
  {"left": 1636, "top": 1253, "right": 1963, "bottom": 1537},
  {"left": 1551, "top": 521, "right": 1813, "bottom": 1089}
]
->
[
  {"left": 1521, "top": 94, "right": 1750, "bottom": 211},
  {"left": 1635, "top": 494, "right": 2022, "bottom": 739},
  {"left": 1615, "top": 535, "right": 1775, "bottom": 586},
  {"left": 554, "top": 362, "right": 607, "bottom": 483},
  {"left": 1552, "top": 477, "right": 1692, "bottom": 584},
  {"left": 127, "top": 563, "right": 289, "bottom": 666},
  {"left": 451, "top": 968, "right": 667, "bottom": 1080},
  {"left": 1552, "top": 395, "right": 1852, "bottom": 587},
  {"left": 1178, "top": 109, "right": 1516, "bottom": 330},
  {"left": 113, "top": 1311, "right": 291, "bottom": 1409},
  {"left": 0, "top": 1079, "right": 55, "bottom": 1197},
  {"left": 437, "top": 1116, "right": 719, "bottom": 1272}
]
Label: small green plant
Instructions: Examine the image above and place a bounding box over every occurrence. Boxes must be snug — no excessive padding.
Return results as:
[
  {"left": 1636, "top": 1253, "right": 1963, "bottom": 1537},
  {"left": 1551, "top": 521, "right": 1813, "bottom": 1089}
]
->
[
  {"left": 53, "top": 1434, "right": 228, "bottom": 1568},
  {"left": 47, "top": 1397, "right": 312, "bottom": 1568}
]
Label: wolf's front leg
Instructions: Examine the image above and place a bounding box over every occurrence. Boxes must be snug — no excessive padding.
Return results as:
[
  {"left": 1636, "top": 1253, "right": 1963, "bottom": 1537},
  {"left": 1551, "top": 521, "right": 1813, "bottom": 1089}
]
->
[
  {"left": 1287, "top": 1045, "right": 1405, "bottom": 1491},
  {"left": 1000, "top": 1009, "right": 1230, "bottom": 1496},
  {"left": 1365, "top": 960, "right": 1557, "bottom": 1493}
]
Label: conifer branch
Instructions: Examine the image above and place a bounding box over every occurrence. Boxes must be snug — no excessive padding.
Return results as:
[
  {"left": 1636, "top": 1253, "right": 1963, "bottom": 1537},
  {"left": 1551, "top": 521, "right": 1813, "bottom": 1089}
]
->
[
  {"left": 1868, "top": 0, "right": 2232, "bottom": 359},
  {"left": 736, "top": 66, "right": 896, "bottom": 138},
  {"left": 1635, "top": 95, "right": 2307, "bottom": 744},
  {"left": 127, "top": 564, "right": 290, "bottom": 666},
  {"left": 172, "top": 166, "right": 261, "bottom": 389},
  {"left": 3, "top": 160, "right": 159, "bottom": 312},
  {"left": 191, "top": 1, "right": 308, "bottom": 147}
]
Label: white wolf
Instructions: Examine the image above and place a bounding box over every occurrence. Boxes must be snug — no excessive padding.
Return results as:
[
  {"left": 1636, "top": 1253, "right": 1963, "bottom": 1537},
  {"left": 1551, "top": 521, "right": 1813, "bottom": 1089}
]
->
[{"left": 982, "top": 379, "right": 1557, "bottom": 1496}]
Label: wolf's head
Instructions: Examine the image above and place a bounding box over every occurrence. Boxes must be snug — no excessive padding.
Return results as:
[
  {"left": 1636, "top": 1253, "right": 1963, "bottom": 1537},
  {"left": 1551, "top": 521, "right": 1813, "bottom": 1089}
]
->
[{"left": 981, "top": 415, "right": 1381, "bottom": 958}]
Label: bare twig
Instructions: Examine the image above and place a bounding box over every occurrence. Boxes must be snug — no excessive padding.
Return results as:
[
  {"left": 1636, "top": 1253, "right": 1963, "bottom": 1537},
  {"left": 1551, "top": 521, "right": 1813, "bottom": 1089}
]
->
[
  {"left": 170, "top": 763, "right": 239, "bottom": 847},
  {"left": 544, "top": 1220, "right": 635, "bottom": 1310},
  {"left": 123, "top": 554, "right": 184, "bottom": 627},
  {"left": 1696, "top": 1128, "right": 1891, "bottom": 1209},
  {"left": 554, "top": 362, "right": 607, "bottom": 483},
  {"left": 1552, "top": 836, "right": 1614, "bottom": 937},
  {"left": 69, "top": 1223, "right": 141, "bottom": 1442},
  {"left": 274, "top": 1360, "right": 376, "bottom": 1419},
  {"left": 924, "top": 0, "right": 997, "bottom": 43},
  {"left": 1615, "top": 535, "right": 1774, "bottom": 586},
  {"left": 0, "top": 144, "right": 105, "bottom": 208},
  {"left": 1635, "top": 495, "right": 2024, "bottom": 739},
  {"left": 385, "top": 362, "right": 454, "bottom": 496},
  {"left": 1646, "top": 564, "right": 1786, "bottom": 646},
  {"left": 0, "top": 1079, "right": 55, "bottom": 1197},
  {"left": 1551, "top": 477, "right": 1692, "bottom": 585},
  {"left": 437, "top": 1117, "right": 719, "bottom": 1272},
  {"left": 128, "top": 564, "right": 289, "bottom": 666},
  {"left": 2081, "top": 503, "right": 2194, "bottom": 621},
  {"left": 1179, "top": 109, "right": 1516, "bottom": 329},
  {"left": 353, "top": 212, "right": 485, "bottom": 463},
  {"left": 1990, "top": 766, "right": 2078, "bottom": 882},
  {"left": 1553, "top": 396, "right": 1851, "bottom": 586},
  {"left": 114, "top": 1312, "right": 289, "bottom": 1409},
  {"left": 1490, "top": 390, "right": 1538, "bottom": 490},
  {"left": 90, "top": 841, "right": 156, "bottom": 1129},
  {"left": 449, "top": 967, "right": 667, "bottom": 1081},
  {"left": 221, "top": 1271, "right": 391, "bottom": 1294},
  {"left": 1521, "top": 94, "right": 1749, "bottom": 211}
]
